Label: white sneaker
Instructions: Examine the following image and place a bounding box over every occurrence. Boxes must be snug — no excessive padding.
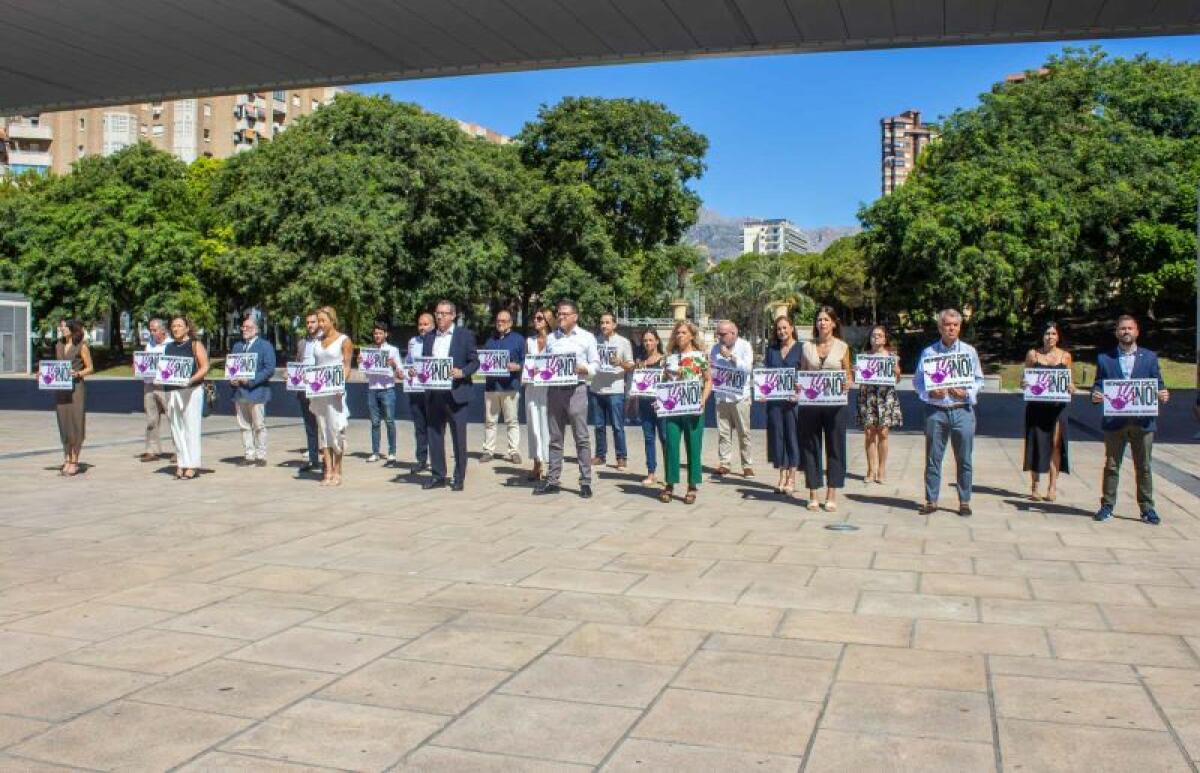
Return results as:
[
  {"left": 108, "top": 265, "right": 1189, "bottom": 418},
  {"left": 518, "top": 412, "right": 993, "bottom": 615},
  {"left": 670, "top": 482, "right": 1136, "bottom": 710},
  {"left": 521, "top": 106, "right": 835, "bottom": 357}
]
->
[
  {"left": 366, "top": 454, "right": 380, "bottom": 463},
  {"left": 386, "top": 454, "right": 396, "bottom": 463}
]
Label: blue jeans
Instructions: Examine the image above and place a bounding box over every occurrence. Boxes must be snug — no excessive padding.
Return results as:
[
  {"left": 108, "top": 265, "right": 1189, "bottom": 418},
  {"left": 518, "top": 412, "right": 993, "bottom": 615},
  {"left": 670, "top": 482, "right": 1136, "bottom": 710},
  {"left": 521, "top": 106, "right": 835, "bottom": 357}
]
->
[
  {"left": 367, "top": 387, "right": 397, "bottom": 455},
  {"left": 924, "top": 405, "right": 975, "bottom": 503},
  {"left": 637, "top": 397, "right": 665, "bottom": 473},
  {"left": 592, "top": 392, "right": 628, "bottom": 461}
]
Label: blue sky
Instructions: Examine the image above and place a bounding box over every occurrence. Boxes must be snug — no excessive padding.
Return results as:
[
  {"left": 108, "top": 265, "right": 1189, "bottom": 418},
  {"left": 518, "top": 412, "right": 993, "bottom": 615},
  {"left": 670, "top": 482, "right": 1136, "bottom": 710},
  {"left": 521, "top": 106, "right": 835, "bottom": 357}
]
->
[{"left": 357, "top": 35, "right": 1200, "bottom": 227}]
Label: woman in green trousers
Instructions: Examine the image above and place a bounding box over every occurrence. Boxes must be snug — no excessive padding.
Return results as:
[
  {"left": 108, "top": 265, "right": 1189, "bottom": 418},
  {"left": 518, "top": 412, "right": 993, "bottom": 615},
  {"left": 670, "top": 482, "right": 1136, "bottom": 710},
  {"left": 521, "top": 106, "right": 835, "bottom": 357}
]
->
[{"left": 659, "top": 320, "right": 713, "bottom": 505}]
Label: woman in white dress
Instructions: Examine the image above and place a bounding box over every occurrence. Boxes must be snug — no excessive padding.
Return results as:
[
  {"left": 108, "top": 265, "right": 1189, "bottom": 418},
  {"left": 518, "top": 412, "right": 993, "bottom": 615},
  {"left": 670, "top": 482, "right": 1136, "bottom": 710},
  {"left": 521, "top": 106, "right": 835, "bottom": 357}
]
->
[
  {"left": 310, "top": 305, "right": 353, "bottom": 486},
  {"left": 524, "top": 306, "right": 555, "bottom": 481}
]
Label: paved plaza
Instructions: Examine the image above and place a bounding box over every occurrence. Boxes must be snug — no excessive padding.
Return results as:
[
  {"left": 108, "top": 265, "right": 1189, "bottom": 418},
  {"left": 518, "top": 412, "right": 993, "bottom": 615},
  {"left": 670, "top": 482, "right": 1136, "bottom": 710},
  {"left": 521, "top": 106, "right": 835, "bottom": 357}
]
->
[{"left": 0, "top": 408, "right": 1199, "bottom": 771}]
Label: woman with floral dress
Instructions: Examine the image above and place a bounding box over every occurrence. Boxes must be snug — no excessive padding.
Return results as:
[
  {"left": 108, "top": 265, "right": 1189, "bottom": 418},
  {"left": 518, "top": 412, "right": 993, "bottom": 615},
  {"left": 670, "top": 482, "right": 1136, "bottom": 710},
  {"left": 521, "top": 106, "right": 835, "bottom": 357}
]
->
[{"left": 857, "top": 325, "right": 903, "bottom": 484}]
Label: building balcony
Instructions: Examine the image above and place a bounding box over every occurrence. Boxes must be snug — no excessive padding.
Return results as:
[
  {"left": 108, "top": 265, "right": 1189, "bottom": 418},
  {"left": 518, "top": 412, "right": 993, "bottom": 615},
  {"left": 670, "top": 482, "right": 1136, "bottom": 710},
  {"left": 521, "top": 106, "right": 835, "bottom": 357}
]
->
[
  {"left": 5, "top": 123, "right": 52, "bottom": 141},
  {"left": 6, "top": 149, "right": 51, "bottom": 167}
]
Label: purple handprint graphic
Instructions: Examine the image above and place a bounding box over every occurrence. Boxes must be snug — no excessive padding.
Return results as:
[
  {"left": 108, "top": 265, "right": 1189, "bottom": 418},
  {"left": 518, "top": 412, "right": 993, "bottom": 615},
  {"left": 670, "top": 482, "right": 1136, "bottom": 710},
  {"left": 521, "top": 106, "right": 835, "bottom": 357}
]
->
[
  {"left": 929, "top": 359, "right": 951, "bottom": 385},
  {"left": 799, "top": 378, "right": 820, "bottom": 401},
  {"left": 758, "top": 373, "right": 778, "bottom": 397}
]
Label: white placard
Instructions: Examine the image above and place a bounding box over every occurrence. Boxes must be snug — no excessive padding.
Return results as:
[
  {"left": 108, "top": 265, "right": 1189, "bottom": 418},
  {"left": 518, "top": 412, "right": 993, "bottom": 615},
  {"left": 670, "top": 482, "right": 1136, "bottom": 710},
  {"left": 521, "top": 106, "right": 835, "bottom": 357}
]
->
[
  {"left": 654, "top": 380, "right": 705, "bottom": 417},
  {"left": 752, "top": 368, "right": 798, "bottom": 402},
  {"left": 795, "top": 370, "right": 849, "bottom": 406},
  {"left": 1102, "top": 378, "right": 1159, "bottom": 417},
  {"left": 358, "top": 348, "right": 394, "bottom": 376},
  {"left": 478, "top": 349, "right": 510, "bottom": 377},
  {"left": 597, "top": 344, "right": 622, "bottom": 374},
  {"left": 1023, "top": 368, "right": 1072, "bottom": 403},
  {"left": 413, "top": 357, "right": 453, "bottom": 391},
  {"left": 855, "top": 354, "right": 898, "bottom": 386},
  {"left": 921, "top": 352, "right": 977, "bottom": 390},
  {"left": 304, "top": 364, "right": 345, "bottom": 397},
  {"left": 629, "top": 368, "right": 662, "bottom": 397},
  {"left": 154, "top": 356, "right": 195, "bottom": 387},
  {"left": 38, "top": 360, "right": 74, "bottom": 391},
  {"left": 224, "top": 353, "right": 258, "bottom": 381},
  {"left": 522, "top": 353, "right": 578, "bottom": 386},
  {"left": 711, "top": 364, "right": 750, "bottom": 400},
  {"left": 285, "top": 362, "right": 307, "bottom": 392},
  {"left": 133, "top": 351, "right": 160, "bottom": 381}
]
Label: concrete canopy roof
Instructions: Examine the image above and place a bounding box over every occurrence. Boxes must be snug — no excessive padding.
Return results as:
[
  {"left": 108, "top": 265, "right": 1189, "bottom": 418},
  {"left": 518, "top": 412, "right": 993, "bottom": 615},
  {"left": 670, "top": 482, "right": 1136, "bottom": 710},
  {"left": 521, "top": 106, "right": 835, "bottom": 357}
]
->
[{"left": 3, "top": 0, "right": 1199, "bottom": 115}]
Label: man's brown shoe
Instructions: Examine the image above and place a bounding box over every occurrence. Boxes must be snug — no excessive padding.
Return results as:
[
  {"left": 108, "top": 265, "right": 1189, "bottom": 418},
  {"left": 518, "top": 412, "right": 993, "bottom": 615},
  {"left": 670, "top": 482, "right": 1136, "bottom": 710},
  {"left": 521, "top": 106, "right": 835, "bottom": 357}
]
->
[
  {"left": 918, "top": 501, "right": 938, "bottom": 515},
  {"left": 715, "top": 466, "right": 730, "bottom": 476},
  {"left": 140, "top": 453, "right": 157, "bottom": 463},
  {"left": 743, "top": 467, "right": 755, "bottom": 478}
]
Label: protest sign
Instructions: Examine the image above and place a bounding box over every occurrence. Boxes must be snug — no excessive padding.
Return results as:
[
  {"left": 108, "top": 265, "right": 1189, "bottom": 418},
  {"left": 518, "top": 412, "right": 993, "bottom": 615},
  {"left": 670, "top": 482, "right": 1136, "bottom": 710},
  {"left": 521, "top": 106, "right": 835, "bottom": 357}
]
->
[
  {"left": 154, "top": 356, "right": 194, "bottom": 387},
  {"left": 358, "top": 348, "right": 394, "bottom": 376},
  {"left": 795, "top": 370, "right": 849, "bottom": 406},
  {"left": 921, "top": 352, "right": 977, "bottom": 390},
  {"left": 304, "top": 364, "right": 345, "bottom": 397},
  {"left": 522, "top": 353, "right": 578, "bottom": 386},
  {"left": 1102, "top": 378, "right": 1159, "bottom": 417},
  {"left": 855, "top": 354, "right": 897, "bottom": 386},
  {"left": 711, "top": 365, "right": 749, "bottom": 400},
  {"left": 285, "top": 362, "right": 307, "bottom": 392},
  {"left": 413, "top": 357, "right": 453, "bottom": 391},
  {"left": 38, "top": 360, "right": 74, "bottom": 391},
  {"left": 654, "top": 380, "right": 705, "bottom": 417},
  {"left": 478, "top": 349, "right": 510, "bottom": 377},
  {"left": 1023, "top": 368, "right": 1072, "bottom": 403},
  {"left": 133, "top": 351, "right": 160, "bottom": 381},
  {"left": 629, "top": 368, "right": 662, "bottom": 397},
  {"left": 752, "top": 368, "right": 798, "bottom": 402},
  {"left": 224, "top": 353, "right": 258, "bottom": 381}
]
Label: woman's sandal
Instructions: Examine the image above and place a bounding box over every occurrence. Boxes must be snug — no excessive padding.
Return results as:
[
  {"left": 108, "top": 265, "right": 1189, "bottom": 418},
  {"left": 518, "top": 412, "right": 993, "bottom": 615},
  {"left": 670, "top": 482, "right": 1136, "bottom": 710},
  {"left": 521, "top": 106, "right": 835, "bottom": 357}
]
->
[
  {"left": 806, "top": 500, "right": 820, "bottom": 511},
  {"left": 684, "top": 488, "right": 697, "bottom": 505},
  {"left": 182, "top": 469, "right": 197, "bottom": 480},
  {"left": 659, "top": 487, "right": 673, "bottom": 504}
]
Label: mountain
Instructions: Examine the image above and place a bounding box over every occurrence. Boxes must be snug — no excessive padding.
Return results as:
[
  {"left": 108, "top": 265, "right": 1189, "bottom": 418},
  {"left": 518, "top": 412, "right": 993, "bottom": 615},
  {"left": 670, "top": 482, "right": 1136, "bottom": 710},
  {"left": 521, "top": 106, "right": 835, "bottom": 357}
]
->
[{"left": 684, "top": 207, "right": 860, "bottom": 261}]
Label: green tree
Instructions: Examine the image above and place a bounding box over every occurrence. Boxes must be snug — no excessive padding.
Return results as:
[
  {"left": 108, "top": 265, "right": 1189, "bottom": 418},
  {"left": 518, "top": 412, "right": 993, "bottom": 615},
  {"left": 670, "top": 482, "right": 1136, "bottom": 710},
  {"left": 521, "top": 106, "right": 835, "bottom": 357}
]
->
[
  {"left": 859, "top": 47, "right": 1200, "bottom": 330},
  {"left": 516, "top": 97, "right": 708, "bottom": 318},
  {"left": 215, "top": 93, "right": 527, "bottom": 334},
  {"left": 0, "top": 143, "right": 215, "bottom": 349},
  {"left": 788, "top": 237, "right": 873, "bottom": 322},
  {"left": 701, "top": 252, "right": 812, "bottom": 355}
]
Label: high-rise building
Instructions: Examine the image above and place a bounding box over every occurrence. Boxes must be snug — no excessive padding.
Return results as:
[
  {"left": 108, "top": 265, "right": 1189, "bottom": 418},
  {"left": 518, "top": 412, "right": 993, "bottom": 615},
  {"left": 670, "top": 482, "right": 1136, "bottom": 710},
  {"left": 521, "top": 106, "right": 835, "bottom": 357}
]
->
[
  {"left": 0, "top": 87, "right": 342, "bottom": 176},
  {"left": 456, "top": 120, "right": 512, "bottom": 145},
  {"left": 742, "top": 219, "right": 807, "bottom": 255},
  {"left": 880, "top": 109, "right": 937, "bottom": 195}
]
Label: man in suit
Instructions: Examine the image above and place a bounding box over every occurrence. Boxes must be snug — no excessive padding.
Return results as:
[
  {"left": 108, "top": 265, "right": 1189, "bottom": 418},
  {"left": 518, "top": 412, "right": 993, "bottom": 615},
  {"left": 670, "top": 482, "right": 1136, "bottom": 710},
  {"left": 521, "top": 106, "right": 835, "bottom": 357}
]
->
[
  {"left": 230, "top": 315, "right": 277, "bottom": 467},
  {"left": 1092, "top": 314, "right": 1170, "bottom": 525},
  {"left": 420, "top": 300, "right": 478, "bottom": 491}
]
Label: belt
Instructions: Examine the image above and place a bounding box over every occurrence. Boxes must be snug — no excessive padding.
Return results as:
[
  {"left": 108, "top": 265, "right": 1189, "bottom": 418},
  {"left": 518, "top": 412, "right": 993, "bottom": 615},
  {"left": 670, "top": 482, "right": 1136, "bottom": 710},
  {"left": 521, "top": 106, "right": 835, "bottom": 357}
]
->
[{"left": 927, "top": 403, "right": 971, "bottom": 411}]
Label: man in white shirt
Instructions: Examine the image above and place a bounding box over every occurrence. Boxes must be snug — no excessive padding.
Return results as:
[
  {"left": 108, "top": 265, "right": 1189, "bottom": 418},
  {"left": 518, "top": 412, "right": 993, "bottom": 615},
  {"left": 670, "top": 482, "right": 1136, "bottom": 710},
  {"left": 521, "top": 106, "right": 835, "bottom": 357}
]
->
[
  {"left": 913, "top": 308, "right": 986, "bottom": 517},
  {"left": 364, "top": 320, "right": 402, "bottom": 464},
  {"left": 140, "top": 318, "right": 169, "bottom": 462},
  {"left": 590, "top": 311, "right": 634, "bottom": 470},
  {"left": 710, "top": 320, "right": 755, "bottom": 477},
  {"left": 296, "top": 311, "right": 322, "bottom": 475},
  {"left": 406, "top": 312, "right": 434, "bottom": 473},
  {"left": 535, "top": 298, "right": 601, "bottom": 498}
]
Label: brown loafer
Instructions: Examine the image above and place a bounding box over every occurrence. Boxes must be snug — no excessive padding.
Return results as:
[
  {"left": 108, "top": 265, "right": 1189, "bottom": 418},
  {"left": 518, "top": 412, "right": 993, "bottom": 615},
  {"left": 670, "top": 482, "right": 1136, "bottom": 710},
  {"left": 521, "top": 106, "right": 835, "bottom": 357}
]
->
[
  {"left": 715, "top": 466, "right": 730, "bottom": 476},
  {"left": 918, "top": 501, "right": 938, "bottom": 515},
  {"left": 140, "top": 453, "right": 158, "bottom": 463},
  {"left": 742, "top": 467, "right": 754, "bottom": 478}
]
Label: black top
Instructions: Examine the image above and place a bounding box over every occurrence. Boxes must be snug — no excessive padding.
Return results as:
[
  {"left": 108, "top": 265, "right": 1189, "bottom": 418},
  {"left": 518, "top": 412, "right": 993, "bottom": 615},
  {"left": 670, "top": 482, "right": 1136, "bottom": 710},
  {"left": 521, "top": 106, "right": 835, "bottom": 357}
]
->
[{"left": 162, "top": 338, "right": 197, "bottom": 392}]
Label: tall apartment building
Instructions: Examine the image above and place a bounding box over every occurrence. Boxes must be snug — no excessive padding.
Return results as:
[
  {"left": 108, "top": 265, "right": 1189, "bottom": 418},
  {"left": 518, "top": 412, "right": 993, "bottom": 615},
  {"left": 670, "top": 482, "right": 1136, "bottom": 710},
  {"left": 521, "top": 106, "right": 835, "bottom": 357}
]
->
[
  {"left": 1, "top": 87, "right": 342, "bottom": 176},
  {"left": 742, "top": 219, "right": 807, "bottom": 255},
  {"left": 880, "top": 109, "right": 937, "bottom": 195}
]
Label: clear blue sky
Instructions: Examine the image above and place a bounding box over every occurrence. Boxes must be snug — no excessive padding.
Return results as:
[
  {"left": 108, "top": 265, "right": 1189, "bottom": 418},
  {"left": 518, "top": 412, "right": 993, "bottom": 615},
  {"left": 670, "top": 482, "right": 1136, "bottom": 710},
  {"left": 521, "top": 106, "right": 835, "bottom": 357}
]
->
[{"left": 357, "top": 36, "right": 1200, "bottom": 227}]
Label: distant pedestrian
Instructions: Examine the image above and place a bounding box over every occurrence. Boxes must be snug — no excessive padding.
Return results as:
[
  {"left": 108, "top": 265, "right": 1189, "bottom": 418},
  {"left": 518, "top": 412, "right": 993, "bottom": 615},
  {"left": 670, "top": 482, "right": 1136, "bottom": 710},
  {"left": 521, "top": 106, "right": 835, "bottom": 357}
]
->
[
  {"left": 798, "top": 306, "right": 853, "bottom": 511},
  {"left": 857, "top": 325, "right": 903, "bottom": 484},
  {"left": 141, "top": 318, "right": 169, "bottom": 462},
  {"left": 481, "top": 309, "right": 525, "bottom": 464},
  {"left": 914, "top": 308, "right": 984, "bottom": 517},
  {"left": 52, "top": 320, "right": 93, "bottom": 477},
  {"left": 1092, "top": 315, "right": 1170, "bottom": 525},
  {"left": 230, "top": 316, "right": 276, "bottom": 466},
  {"left": 1022, "top": 322, "right": 1071, "bottom": 502},
  {"left": 710, "top": 320, "right": 755, "bottom": 478}
]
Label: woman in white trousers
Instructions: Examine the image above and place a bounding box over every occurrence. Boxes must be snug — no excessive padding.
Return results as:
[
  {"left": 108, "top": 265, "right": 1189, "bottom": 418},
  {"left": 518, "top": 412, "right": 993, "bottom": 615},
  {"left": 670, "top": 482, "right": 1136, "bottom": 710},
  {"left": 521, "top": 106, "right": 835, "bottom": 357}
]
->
[
  {"left": 163, "top": 316, "right": 210, "bottom": 479},
  {"left": 524, "top": 306, "right": 555, "bottom": 481}
]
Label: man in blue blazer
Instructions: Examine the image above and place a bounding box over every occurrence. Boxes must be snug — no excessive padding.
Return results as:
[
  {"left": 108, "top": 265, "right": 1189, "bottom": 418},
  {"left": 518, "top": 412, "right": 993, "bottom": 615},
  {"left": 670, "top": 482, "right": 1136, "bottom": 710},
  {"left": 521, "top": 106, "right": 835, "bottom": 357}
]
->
[
  {"left": 230, "top": 316, "right": 277, "bottom": 467},
  {"left": 1091, "top": 314, "right": 1170, "bottom": 525},
  {"left": 420, "top": 300, "right": 479, "bottom": 491}
]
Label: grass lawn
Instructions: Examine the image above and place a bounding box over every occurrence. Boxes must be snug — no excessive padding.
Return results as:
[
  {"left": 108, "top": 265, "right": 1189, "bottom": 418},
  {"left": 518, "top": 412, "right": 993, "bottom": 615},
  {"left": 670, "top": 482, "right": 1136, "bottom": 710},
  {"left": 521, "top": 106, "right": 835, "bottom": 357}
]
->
[{"left": 996, "top": 357, "right": 1196, "bottom": 391}]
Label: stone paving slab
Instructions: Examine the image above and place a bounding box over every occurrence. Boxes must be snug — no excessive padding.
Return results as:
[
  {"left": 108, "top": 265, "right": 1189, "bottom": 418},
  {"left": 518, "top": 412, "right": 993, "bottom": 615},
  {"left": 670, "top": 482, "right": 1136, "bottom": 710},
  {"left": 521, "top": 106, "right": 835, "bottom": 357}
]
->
[{"left": 0, "top": 409, "right": 1198, "bottom": 770}]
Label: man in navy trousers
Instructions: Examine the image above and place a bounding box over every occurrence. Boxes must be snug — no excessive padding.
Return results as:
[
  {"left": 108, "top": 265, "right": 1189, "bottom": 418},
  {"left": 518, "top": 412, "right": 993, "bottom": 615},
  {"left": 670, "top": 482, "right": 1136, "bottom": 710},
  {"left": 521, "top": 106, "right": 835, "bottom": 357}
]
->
[
  {"left": 230, "top": 315, "right": 277, "bottom": 467},
  {"left": 1092, "top": 314, "right": 1170, "bottom": 525},
  {"left": 420, "top": 300, "right": 479, "bottom": 492}
]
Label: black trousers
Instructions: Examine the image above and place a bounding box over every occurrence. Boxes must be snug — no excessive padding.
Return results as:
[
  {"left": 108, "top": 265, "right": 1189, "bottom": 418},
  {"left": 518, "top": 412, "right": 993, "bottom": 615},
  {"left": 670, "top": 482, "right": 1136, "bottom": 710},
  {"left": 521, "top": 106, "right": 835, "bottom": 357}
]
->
[
  {"left": 799, "top": 405, "right": 848, "bottom": 490},
  {"left": 426, "top": 391, "right": 467, "bottom": 483},
  {"left": 409, "top": 393, "right": 429, "bottom": 465}
]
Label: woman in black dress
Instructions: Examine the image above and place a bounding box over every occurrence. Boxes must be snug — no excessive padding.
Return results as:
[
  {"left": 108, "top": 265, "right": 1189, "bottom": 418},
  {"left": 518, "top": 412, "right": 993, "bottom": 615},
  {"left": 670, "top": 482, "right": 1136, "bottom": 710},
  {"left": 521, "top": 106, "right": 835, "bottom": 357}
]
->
[
  {"left": 764, "top": 315, "right": 801, "bottom": 495},
  {"left": 1023, "top": 321, "right": 1072, "bottom": 502}
]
